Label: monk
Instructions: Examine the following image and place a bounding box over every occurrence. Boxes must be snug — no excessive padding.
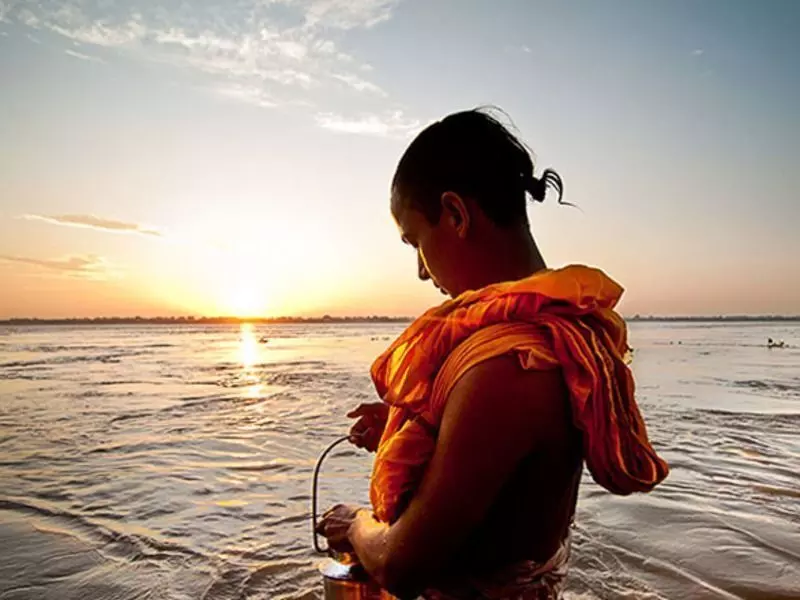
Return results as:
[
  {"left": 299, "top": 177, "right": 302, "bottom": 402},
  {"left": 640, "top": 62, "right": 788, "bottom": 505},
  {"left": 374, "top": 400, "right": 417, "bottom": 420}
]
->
[{"left": 316, "top": 108, "right": 668, "bottom": 599}]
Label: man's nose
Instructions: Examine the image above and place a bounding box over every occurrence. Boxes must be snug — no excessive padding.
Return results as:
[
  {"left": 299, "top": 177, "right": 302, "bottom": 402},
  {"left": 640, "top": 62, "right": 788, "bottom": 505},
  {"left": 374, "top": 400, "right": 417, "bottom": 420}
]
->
[{"left": 417, "top": 252, "right": 430, "bottom": 281}]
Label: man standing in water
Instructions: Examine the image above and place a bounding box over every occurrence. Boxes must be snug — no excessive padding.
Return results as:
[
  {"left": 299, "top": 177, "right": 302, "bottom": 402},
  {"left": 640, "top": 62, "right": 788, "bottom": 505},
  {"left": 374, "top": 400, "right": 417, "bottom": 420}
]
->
[{"left": 317, "top": 109, "right": 668, "bottom": 599}]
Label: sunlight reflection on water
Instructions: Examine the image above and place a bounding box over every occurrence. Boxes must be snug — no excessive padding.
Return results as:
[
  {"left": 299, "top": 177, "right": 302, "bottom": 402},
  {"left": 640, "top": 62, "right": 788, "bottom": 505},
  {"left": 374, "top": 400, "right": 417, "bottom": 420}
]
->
[{"left": 0, "top": 321, "right": 797, "bottom": 599}]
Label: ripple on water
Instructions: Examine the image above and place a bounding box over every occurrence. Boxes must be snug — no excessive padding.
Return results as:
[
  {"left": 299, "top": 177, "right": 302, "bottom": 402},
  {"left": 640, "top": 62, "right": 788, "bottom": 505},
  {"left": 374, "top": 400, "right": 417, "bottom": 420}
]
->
[{"left": 0, "top": 322, "right": 798, "bottom": 599}]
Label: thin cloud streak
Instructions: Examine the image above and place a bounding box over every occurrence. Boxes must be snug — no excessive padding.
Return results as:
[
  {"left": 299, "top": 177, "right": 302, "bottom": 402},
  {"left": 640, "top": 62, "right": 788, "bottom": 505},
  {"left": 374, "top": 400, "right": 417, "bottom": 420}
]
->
[
  {"left": 22, "top": 214, "right": 161, "bottom": 237},
  {"left": 0, "top": 254, "right": 113, "bottom": 279},
  {"left": 332, "top": 72, "right": 386, "bottom": 96},
  {"left": 214, "top": 84, "right": 277, "bottom": 108},
  {"left": 64, "top": 48, "right": 104, "bottom": 63},
  {"left": 315, "top": 110, "right": 422, "bottom": 138},
  {"left": 303, "top": 0, "right": 400, "bottom": 29}
]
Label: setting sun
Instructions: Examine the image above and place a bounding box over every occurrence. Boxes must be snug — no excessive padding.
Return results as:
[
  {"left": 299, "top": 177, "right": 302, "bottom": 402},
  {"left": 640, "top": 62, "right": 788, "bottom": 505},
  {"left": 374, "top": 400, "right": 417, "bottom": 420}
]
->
[
  {"left": 197, "top": 238, "right": 273, "bottom": 317},
  {"left": 2, "top": 2, "right": 799, "bottom": 599},
  {"left": 225, "top": 285, "right": 268, "bottom": 318}
]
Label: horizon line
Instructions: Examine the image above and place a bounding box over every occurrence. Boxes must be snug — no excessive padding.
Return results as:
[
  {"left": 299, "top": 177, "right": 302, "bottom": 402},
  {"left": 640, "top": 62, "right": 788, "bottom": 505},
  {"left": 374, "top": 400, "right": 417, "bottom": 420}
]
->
[{"left": 1, "top": 314, "right": 799, "bottom": 325}]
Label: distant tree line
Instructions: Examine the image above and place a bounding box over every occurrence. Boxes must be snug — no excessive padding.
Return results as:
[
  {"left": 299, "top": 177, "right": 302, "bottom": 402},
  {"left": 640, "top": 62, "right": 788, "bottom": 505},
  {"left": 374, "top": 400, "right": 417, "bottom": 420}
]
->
[
  {"left": 627, "top": 315, "right": 799, "bottom": 322},
  {"left": 1, "top": 314, "right": 797, "bottom": 326},
  {"left": 0, "top": 315, "right": 414, "bottom": 326}
]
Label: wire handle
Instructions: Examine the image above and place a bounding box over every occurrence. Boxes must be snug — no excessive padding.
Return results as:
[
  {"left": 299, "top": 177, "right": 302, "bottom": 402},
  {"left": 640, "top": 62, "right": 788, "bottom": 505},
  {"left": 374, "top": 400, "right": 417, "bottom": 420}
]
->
[{"left": 311, "top": 435, "right": 352, "bottom": 553}]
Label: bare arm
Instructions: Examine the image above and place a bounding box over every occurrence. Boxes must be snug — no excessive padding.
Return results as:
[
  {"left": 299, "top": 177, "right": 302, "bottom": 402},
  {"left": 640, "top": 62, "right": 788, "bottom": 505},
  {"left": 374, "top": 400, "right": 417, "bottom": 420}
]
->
[{"left": 348, "top": 356, "right": 563, "bottom": 598}]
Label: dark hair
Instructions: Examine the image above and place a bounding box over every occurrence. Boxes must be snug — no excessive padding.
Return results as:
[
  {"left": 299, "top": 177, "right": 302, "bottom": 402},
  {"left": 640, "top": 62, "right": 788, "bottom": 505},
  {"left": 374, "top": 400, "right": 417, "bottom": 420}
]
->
[{"left": 392, "top": 108, "right": 566, "bottom": 227}]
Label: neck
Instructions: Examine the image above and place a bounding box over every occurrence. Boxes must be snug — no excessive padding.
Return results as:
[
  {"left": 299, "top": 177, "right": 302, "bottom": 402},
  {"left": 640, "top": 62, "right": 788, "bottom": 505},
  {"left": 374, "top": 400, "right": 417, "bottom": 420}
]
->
[{"left": 469, "top": 225, "right": 546, "bottom": 289}]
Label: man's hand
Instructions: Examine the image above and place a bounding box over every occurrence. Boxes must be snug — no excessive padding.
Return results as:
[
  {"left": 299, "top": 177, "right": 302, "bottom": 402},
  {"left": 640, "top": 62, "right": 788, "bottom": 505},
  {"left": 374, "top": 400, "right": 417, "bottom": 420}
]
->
[
  {"left": 347, "top": 402, "right": 389, "bottom": 452},
  {"left": 315, "top": 504, "right": 367, "bottom": 552}
]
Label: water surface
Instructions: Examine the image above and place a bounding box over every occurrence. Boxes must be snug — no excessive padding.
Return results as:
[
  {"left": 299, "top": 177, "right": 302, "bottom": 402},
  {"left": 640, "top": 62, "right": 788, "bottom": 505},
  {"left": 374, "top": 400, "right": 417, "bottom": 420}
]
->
[{"left": 0, "top": 322, "right": 798, "bottom": 599}]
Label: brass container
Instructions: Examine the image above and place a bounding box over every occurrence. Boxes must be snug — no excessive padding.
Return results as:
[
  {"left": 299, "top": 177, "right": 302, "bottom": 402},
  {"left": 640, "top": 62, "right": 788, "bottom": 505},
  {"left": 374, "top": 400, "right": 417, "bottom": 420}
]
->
[
  {"left": 318, "top": 552, "right": 385, "bottom": 599},
  {"left": 312, "top": 437, "right": 387, "bottom": 600}
]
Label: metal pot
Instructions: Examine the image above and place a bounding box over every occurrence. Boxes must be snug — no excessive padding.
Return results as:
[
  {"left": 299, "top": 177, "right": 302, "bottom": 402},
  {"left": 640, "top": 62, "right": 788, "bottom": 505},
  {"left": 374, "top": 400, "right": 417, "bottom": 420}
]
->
[
  {"left": 318, "top": 552, "right": 384, "bottom": 599},
  {"left": 312, "top": 436, "right": 386, "bottom": 600}
]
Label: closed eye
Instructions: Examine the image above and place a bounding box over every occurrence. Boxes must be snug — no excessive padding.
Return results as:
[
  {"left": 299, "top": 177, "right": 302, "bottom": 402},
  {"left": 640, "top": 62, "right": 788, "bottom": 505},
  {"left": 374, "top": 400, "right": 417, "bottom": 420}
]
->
[{"left": 401, "top": 235, "right": 417, "bottom": 249}]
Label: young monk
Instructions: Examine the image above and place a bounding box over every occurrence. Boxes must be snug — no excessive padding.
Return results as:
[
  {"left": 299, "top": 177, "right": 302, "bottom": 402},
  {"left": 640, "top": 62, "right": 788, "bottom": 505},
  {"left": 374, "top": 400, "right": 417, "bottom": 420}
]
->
[{"left": 316, "top": 108, "right": 668, "bottom": 599}]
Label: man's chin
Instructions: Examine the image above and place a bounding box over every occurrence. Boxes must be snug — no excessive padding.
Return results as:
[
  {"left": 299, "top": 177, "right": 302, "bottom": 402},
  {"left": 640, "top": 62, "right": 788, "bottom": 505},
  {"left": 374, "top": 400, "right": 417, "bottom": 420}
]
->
[{"left": 429, "top": 278, "right": 450, "bottom": 296}]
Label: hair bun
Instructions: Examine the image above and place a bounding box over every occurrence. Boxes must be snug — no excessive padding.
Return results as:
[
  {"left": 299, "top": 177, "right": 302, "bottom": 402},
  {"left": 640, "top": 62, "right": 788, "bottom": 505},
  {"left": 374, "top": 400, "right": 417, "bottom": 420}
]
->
[
  {"left": 524, "top": 174, "right": 547, "bottom": 203},
  {"left": 526, "top": 169, "right": 566, "bottom": 205}
]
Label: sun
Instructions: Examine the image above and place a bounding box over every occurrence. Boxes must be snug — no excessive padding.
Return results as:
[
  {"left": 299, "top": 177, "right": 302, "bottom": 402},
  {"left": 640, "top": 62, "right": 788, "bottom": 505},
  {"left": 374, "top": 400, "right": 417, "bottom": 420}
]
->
[
  {"left": 214, "top": 250, "right": 271, "bottom": 317},
  {"left": 180, "top": 227, "right": 314, "bottom": 319},
  {"left": 225, "top": 284, "right": 268, "bottom": 318}
]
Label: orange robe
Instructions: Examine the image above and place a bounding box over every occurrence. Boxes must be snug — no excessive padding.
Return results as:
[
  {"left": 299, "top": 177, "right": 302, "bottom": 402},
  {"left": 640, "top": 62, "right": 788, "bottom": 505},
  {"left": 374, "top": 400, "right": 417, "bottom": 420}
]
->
[{"left": 369, "top": 265, "right": 669, "bottom": 524}]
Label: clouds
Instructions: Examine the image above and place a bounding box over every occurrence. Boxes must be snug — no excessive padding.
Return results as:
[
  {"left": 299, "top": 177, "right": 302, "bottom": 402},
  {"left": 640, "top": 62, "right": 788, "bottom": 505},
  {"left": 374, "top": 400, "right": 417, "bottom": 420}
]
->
[
  {"left": 214, "top": 83, "right": 278, "bottom": 108},
  {"left": 5, "top": 213, "right": 157, "bottom": 280},
  {"left": 332, "top": 72, "right": 386, "bottom": 96},
  {"left": 315, "top": 109, "right": 420, "bottom": 137},
  {"left": 303, "top": 0, "right": 399, "bottom": 29},
  {"left": 0, "top": 254, "right": 113, "bottom": 279},
  {"left": 21, "top": 214, "right": 161, "bottom": 237},
  {"left": 64, "top": 48, "right": 104, "bottom": 63},
  {"left": 4, "top": 0, "right": 418, "bottom": 136}
]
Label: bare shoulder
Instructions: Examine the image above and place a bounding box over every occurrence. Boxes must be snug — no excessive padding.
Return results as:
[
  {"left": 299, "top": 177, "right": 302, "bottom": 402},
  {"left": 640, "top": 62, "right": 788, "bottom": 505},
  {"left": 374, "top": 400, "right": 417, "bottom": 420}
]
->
[{"left": 442, "top": 355, "right": 569, "bottom": 452}]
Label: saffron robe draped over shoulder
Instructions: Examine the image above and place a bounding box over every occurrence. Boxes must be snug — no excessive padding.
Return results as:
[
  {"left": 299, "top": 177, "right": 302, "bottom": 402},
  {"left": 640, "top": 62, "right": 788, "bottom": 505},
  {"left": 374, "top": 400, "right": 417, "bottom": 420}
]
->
[{"left": 369, "top": 265, "right": 669, "bottom": 524}]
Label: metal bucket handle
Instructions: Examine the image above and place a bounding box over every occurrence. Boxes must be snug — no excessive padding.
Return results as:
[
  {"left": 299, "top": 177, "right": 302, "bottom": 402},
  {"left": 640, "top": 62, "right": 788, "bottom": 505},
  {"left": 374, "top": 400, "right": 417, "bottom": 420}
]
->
[{"left": 311, "top": 434, "right": 352, "bottom": 553}]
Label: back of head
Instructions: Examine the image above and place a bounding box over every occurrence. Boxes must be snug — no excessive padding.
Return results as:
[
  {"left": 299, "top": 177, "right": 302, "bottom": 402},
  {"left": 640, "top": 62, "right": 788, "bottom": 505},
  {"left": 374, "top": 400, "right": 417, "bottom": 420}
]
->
[{"left": 392, "top": 108, "right": 564, "bottom": 227}]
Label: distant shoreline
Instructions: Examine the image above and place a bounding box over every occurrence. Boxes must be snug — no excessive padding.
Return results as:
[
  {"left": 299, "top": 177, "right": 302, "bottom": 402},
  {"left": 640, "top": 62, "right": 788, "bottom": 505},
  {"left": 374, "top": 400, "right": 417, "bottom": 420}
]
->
[
  {"left": 627, "top": 315, "right": 800, "bottom": 322},
  {"left": 0, "top": 315, "right": 798, "bottom": 326},
  {"left": 0, "top": 316, "right": 413, "bottom": 326}
]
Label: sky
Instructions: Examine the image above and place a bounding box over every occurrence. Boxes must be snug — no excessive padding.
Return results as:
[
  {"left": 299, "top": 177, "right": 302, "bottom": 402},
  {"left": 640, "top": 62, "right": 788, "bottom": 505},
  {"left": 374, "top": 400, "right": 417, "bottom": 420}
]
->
[{"left": 0, "top": 0, "right": 798, "bottom": 318}]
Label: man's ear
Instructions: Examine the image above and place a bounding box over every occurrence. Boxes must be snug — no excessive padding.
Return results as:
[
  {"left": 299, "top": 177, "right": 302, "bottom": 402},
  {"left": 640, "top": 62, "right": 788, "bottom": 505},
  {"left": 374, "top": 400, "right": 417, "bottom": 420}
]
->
[{"left": 440, "top": 191, "right": 470, "bottom": 239}]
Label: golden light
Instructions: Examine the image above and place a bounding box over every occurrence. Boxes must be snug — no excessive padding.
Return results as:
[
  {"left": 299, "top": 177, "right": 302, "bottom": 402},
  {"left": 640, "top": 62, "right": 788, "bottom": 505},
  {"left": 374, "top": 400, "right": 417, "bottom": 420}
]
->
[
  {"left": 239, "top": 323, "right": 260, "bottom": 368},
  {"left": 216, "top": 251, "right": 271, "bottom": 317},
  {"left": 225, "top": 284, "right": 268, "bottom": 318},
  {"left": 238, "top": 323, "right": 264, "bottom": 398},
  {"left": 157, "top": 219, "right": 349, "bottom": 318}
]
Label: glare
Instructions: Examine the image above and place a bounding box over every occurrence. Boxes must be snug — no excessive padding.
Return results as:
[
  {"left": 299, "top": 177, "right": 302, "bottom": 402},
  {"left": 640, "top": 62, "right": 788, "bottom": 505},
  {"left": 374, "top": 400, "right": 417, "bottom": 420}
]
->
[
  {"left": 238, "top": 323, "right": 260, "bottom": 369},
  {"left": 166, "top": 222, "right": 344, "bottom": 318},
  {"left": 209, "top": 241, "right": 273, "bottom": 317},
  {"left": 237, "top": 323, "right": 265, "bottom": 398},
  {"left": 226, "top": 285, "right": 267, "bottom": 318}
]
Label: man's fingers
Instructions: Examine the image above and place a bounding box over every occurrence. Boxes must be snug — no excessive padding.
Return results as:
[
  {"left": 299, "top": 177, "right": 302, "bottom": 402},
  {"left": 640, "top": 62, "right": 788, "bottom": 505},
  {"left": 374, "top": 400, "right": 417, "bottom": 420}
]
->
[
  {"left": 346, "top": 405, "right": 368, "bottom": 418},
  {"left": 350, "top": 423, "right": 372, "bottom": 437},
  {"left": 347, "top": 404, "right": 376, "bottom": 418},
  {"left": 346, "top": 403, "right": 384, "bottom": 451},
  {"left": 346, "top": 402, "right": 384, "bottom": 419},
  {"left": 322, "top": 504, "right": 344, "bottom": 519},
  {"left": 349, "top": 428, "right": 372, "bottom": 448},
  {"left": 349, "top": 420, "right": 367, "bottom": 436}
]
